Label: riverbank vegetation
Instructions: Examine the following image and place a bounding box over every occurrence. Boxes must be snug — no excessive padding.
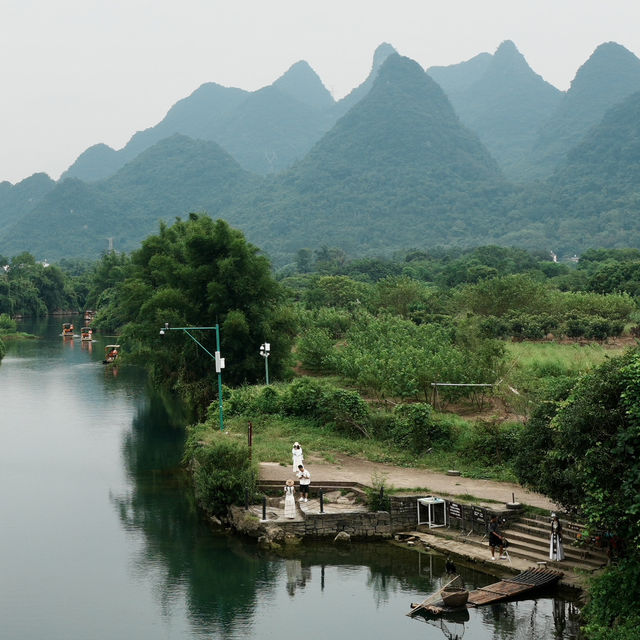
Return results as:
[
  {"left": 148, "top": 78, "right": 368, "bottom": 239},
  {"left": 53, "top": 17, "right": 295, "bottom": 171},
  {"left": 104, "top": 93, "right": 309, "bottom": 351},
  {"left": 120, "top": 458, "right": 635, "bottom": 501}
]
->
[
  {"left": 0, "top": 251, "right": 91, "bottom": 317},
  {"left": 5, "top": 218, "right": 640, "bottom": 638}
]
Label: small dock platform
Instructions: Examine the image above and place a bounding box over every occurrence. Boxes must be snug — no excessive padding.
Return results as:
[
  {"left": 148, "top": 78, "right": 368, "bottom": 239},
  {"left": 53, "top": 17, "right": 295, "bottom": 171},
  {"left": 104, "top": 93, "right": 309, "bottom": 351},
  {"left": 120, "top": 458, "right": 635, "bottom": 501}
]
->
[{"left": 467, "top": 567, "right": 563, "bottom": 606}]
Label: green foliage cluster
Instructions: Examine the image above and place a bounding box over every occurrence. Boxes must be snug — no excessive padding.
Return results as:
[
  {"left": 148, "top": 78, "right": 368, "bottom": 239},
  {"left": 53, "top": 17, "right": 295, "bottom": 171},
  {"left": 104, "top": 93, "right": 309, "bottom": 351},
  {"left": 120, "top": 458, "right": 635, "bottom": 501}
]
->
[
  {"left": 184, "top": 427, "right": 258, "bottom": 517},
  {"left": 513, "top": 349, "right": 640, "bottom": 550},
  {"left": 92, "top": 215, "right": 297, "bottom": 409},
  {"left": 388, "top": 403, "right": 450, "bottom": 450},
  {"left": 0, "top": 252, "right": 82, "bottom": 316},
  {"left": 0, "top": 313, "right": 17, "bottom": 333},
  {"left": 582, "top": 558, "right": 640, "bottom": 640},
  {"left": 306, "top": 312, "right": 505, "bottom": 404},
  {"left": 227, "top": 378, "right": 372, "bottom": 438},
  {"left": 226, "top": 380, "right": 457, "bottom": 451}
]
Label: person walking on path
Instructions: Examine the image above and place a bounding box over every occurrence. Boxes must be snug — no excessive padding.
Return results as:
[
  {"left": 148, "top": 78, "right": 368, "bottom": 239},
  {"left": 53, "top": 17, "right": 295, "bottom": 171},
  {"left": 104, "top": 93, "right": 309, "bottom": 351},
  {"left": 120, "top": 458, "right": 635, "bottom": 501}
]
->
[
  {"left": 549, "top": 514, "right": 565, "bottom": 561},
  {"left": 292, "top": 442, "right": 304, "bottom": 472},
  {"left": 489, "top": 515, "right": 507, "bottom": 560},
  {"left": 296, "top": 464, "right": 310, "bottom": 502},
  {"left": 284, "top": 478, "right": 296, "bottom": 519}
]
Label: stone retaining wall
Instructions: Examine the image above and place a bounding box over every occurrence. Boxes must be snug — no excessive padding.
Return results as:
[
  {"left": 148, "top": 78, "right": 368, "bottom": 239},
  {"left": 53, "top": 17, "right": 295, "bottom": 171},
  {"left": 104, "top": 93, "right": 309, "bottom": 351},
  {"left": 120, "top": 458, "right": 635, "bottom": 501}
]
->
[{"left": 279, "top": 511, "right": 392, "bottom": 539}]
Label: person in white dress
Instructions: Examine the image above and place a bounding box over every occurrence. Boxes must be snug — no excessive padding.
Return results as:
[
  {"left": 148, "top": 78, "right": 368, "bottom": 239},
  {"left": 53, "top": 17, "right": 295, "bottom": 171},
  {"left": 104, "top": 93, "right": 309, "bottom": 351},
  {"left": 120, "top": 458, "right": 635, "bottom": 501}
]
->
[
  {"left": 284, "top": 478, "right": 296, "bottom": 519},
  {"left": 549, "top": 514, "right": 565, "bottom": 561},
  {"left": 292, "top": 442, "right": 304, "bottom": 472}
]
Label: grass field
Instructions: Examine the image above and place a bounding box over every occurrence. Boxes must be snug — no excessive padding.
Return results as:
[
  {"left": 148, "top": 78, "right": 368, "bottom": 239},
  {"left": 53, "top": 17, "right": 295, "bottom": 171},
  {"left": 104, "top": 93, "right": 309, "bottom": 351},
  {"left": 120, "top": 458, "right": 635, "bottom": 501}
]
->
[{"left": 504, "top": 340, "right": 626, "bottom": 377}]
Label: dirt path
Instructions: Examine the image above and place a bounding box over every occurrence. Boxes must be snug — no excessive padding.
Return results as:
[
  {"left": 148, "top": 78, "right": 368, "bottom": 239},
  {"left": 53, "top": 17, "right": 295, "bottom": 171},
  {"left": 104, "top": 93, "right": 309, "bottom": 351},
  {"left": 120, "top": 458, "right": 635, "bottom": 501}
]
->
[{"left": 260, "top": 454, "right": 558, "bottom": 511}]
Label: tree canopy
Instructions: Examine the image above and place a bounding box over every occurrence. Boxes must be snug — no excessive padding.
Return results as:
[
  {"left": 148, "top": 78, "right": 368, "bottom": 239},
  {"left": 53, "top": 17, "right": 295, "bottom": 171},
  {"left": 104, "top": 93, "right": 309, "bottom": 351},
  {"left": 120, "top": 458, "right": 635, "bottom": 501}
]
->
[{"left": 96, "top": 215, "right": 296, "bottom": 405}]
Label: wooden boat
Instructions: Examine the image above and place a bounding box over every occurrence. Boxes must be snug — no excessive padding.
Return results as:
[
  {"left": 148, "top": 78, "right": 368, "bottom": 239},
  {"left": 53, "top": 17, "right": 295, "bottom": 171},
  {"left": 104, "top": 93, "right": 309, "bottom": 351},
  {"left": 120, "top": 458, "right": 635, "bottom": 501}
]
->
[
  {"left": 103, "top": 344, "right": 120, "bottom": 364},
  {"left": 81, "top": 326, "right": 93, "bottom": 341},
  {"left": 62, "top": 322, "right": 74, "bottom": 337},
  {"left": 440, "top": 586, "right": 469, "bottom": 608},
  {"left": 440, "top": 574, "right": 468, "bottom": 607},
  {"left": 408, "top": 575, "right": 466, "bottom": 617}
]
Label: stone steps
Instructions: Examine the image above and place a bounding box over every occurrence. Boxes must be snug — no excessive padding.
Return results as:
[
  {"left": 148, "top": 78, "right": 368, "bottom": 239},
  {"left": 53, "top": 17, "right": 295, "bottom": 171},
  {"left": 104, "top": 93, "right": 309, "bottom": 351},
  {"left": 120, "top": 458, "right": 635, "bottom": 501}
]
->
[
  {"left": 500, "top": 515, "right": 608, "bottom": 572},
  {"left": 448, "top": 529, "right": 604, "bottom": 572}
]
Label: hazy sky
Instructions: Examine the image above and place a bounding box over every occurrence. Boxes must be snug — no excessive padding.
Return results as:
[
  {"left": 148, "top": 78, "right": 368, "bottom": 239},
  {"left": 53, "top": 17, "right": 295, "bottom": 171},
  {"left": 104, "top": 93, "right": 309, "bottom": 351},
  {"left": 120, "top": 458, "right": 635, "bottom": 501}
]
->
[{"left": 2, "top": 0, "right": 639, "bottom": 184}]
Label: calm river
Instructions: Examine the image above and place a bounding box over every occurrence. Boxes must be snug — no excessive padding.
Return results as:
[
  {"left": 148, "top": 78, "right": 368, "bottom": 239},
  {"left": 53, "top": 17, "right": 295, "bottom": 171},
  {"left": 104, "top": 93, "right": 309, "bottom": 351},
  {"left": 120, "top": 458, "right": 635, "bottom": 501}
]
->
[{"left": 1, "top": 317, "right": 582, "bottom": 640}]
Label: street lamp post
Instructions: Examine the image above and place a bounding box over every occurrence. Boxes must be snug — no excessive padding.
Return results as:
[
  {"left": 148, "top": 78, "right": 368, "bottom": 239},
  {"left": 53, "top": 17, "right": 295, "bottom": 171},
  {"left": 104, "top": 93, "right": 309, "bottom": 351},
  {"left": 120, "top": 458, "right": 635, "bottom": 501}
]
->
[
  {"left": 259, "top": 342, "right": 270, "bottom": 385},
  {"left": 160, "top": 323, "right": 225, "bottom": 430}
]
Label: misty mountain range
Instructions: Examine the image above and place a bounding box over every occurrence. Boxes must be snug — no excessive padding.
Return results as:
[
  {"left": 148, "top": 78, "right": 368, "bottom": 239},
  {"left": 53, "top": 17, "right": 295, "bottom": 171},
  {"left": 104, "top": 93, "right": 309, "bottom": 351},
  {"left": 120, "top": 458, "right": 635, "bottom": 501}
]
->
[{"left": 2, "top": 40, "right": 640, "bottom": 265}]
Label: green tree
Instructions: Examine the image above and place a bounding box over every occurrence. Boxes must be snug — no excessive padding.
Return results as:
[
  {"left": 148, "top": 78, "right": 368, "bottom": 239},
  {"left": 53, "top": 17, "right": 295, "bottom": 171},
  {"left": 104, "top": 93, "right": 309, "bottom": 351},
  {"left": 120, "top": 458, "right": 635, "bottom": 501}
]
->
[{"left": 99, "top": 215, "right": 296, "bottom": 406}]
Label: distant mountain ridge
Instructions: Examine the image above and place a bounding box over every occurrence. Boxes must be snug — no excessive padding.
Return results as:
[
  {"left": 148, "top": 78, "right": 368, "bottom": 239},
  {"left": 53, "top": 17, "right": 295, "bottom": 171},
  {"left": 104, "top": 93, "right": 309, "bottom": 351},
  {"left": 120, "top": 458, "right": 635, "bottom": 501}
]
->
[
  {"left": 228, "top": 54, "right": 510, "bottom": 259},
  {"left": 529, "top": 42, "right": 640, "bottom": 177},
  {"left": 3, "top": 41, "right": 640, "bottom": 263},
  {"left": 62, "top": 46, "right": 397, "bottom": 183},
  {"left": 429, "top": 40, "right": 562, "bottom": 180},
  {"left": 2, "top": 136, "right": 257, "bottom": 258}
]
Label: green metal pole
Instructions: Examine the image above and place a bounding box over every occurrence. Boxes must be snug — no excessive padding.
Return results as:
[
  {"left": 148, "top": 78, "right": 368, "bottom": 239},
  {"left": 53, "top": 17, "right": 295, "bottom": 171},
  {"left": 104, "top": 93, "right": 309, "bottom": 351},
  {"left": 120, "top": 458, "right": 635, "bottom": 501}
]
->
[
  {"left": 163, "top": 325, "right": 224, "bottom": 431},
  {"left": 215, "top": 323, "right": 224, "bottom": 431}
]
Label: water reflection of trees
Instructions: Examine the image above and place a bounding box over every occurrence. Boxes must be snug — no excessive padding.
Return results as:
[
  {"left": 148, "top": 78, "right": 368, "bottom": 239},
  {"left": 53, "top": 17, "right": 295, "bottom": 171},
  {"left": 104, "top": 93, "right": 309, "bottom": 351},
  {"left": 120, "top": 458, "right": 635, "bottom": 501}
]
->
[
  {"left": 111, "top": 388, "right": 584, "bottom": 639},
  {"left": 478, "top": 597, "right": 582, "bottom": 639},
  {"left": 112, "top": 390, "right": 280, "bottom": 637}
]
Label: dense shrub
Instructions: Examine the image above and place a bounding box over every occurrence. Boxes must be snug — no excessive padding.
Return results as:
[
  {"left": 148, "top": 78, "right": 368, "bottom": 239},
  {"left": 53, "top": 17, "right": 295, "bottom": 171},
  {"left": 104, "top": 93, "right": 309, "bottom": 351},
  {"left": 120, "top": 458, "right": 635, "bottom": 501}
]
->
[
  {"left": 0, "top": 337, "right": 5, "bottom": 360},
  {"left": 312, "top": 306, "right": 354, "bottom": 337},
  {"left": 512, "top": 378, "right": 574, "bottom": 491},
  {"left": 296, "top": 327, "right": 335, "bottom": 371},
  {"left": 562, "top": 314, "right": 625, "bottom": 339},
  {"left": 460, "top": 419, "right": 522, "bottom": 464},
  {"left": 478, "top": 315, "right": 510, "bottom": 339},
  {"left": 506, "top": 313, "right": 548, "bottom": 340},
  {"left": 582, "top": 558, "right": 640, "bottom": 640},
  {"left": 280, "top": 378, "right": 326, "bottom": 416},
  {"left": 388, "top": 403, "right": 450, "bottom": 451},
  {"left": 186, "top": 431, "right": 258, "bottom": 516},
  {"left": 318, "top": 387, "right": 371, "bottom": 437}
]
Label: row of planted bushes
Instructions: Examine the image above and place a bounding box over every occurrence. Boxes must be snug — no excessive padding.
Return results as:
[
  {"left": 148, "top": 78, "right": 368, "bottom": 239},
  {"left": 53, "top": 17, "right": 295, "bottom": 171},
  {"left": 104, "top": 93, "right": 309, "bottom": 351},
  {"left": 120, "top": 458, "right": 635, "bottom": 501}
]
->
[{"left": 479, "top": 312, "right": 625, "bottom": 341}]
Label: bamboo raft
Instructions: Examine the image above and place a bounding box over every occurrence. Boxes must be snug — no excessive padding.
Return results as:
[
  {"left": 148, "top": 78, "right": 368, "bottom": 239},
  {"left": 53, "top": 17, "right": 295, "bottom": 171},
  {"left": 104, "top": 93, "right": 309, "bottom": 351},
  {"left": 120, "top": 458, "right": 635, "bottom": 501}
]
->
[{"left": 409, "top": 567, "right": 563, "bottom": 616}]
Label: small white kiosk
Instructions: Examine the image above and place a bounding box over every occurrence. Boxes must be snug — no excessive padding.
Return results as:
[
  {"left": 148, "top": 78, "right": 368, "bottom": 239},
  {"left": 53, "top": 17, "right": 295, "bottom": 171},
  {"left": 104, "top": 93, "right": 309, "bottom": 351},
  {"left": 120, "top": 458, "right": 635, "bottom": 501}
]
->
[{"left": 417, "top": 496, "right": 447, "bottom": 528}]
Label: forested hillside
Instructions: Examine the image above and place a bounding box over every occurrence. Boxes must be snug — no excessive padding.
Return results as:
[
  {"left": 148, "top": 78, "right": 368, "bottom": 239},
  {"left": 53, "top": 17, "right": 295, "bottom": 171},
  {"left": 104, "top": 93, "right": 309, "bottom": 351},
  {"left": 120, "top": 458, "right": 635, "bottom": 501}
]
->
[
  {"left": 429, "top": 41, "right": 561, "bottom": 180},
  {"left": 0, "top": 136, "right": 258, "bottom": 258},
  {"left": 530, "top": 42, "right": 640, "bottom": 177},
  {"left": 2, "top": 41, "right": 640, "bottom": 264},
  {"left": 227, "top": 54, "right": 511, "bottom": 261}
]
